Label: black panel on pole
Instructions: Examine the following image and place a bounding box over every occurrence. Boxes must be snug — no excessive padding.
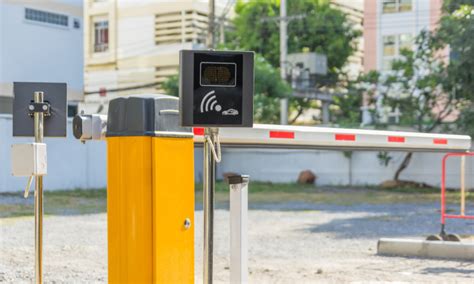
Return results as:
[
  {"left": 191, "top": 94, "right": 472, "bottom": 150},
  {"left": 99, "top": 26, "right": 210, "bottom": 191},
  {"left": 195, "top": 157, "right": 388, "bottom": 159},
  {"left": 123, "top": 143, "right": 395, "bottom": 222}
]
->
[{"left": 13, "top": 82, "right": 67, "bottom": 137}]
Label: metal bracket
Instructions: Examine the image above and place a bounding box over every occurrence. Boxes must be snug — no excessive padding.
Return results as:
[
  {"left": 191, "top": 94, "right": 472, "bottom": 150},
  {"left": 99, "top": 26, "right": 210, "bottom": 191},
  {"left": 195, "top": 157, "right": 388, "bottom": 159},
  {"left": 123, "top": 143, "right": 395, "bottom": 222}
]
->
[{"left": 28, "top": 102, "right": 51, "bottom": 117}]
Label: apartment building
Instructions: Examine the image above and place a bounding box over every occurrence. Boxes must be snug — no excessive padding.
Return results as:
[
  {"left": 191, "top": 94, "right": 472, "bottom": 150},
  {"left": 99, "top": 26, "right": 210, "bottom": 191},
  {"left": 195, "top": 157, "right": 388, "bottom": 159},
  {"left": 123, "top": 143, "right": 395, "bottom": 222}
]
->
[
  {"left": 83, "top": 0, "right": 231, "bottom": 113},
  {"left": 0, "top": 0, "right": 83, "bottom": 115},
  {"left": 364, "top": 0, "right": 444, "bottom": 72},
  {"left": 331, "top": 0, "right": 364, "bottom": 78},
  {"left": 361, "top": 0, "right": 447, "bottom": 125}
]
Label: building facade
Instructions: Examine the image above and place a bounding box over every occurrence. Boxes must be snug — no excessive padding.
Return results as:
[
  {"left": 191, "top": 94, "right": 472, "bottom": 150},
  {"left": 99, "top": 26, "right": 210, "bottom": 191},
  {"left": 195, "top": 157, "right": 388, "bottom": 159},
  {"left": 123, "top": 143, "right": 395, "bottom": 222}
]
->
[
  {"left": 364, "top": 0, "right": 443, "bottom": 72},
  {"left": 83, "top": 0, "right": 231, "bottom": 113},
  {"left": 331, "top": 0, "right": 364, "bottom": 78},
  {"left": 0, "top": 0, "right": 83, "bottom": 115}
]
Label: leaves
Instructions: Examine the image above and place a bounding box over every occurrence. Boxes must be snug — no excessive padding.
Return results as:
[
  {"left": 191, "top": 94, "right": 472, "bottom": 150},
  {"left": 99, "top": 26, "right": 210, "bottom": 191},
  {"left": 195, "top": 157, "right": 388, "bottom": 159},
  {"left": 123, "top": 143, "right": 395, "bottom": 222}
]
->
[
  {"left": 352, "top": 31, "right": 451, "bottom": 132},
  {"left": 229, "top": 0, "right": 360, "bottom": 82}
]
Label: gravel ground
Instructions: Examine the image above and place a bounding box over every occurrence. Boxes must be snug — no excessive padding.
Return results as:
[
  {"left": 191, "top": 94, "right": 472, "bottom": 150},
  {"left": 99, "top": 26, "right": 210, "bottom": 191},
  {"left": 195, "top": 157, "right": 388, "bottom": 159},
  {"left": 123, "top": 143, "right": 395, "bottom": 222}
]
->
[{"left": 1, "top": 202, "right": 473, "bottom": 283}]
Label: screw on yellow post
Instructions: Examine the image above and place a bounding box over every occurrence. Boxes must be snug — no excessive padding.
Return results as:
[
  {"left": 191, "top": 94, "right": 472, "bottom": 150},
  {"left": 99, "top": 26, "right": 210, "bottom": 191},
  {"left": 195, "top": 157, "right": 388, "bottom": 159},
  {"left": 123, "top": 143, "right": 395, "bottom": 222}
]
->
[{"left": 106, "top": 95, "right": 194, "bottom": 283}]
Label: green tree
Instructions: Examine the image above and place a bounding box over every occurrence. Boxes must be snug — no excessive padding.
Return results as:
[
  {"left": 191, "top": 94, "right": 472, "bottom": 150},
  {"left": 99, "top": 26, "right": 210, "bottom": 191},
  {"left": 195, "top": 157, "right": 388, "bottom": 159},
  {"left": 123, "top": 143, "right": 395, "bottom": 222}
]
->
[
  {"left": 435, "top": 1, "right": 474, "bottom": 137},
  {"left": 161, "top": 74, "right": 179, "bottom": 97},
  {"left": 253, "top": 54, "right": 291, "bottom": 123},
  {"left": 228, "top": 0, "right": 360, "bottom": 123},
  {"left": 355, "top": 31, "right": 454, "bottom": 181},
  {"left": 332, "top": 71, "right": 379, "bottom": 127},
  {"left": 230, "top": 0, "right": 359, "bottom": 82},
  {"left": 161, "top": 54, "right": 290, "bottom": 123}
]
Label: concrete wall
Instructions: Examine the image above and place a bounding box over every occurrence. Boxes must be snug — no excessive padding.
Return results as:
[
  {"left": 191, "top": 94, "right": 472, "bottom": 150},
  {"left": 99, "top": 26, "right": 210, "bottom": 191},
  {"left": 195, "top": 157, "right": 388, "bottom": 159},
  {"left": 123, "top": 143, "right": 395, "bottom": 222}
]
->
[
  {"left": 0, "top": 115, "right": 106, "bottom": 192},
  {"left": 1, "top": 115, "right": 472, "bottom": 192},
  {"left": 204, "top": 148, "right": 473, "bottom": 189}
]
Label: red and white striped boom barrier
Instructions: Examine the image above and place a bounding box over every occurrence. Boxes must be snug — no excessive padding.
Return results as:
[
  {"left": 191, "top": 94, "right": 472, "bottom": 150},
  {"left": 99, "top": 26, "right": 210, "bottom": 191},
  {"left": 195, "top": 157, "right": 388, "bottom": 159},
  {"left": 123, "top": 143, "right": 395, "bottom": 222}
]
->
[{"left": 193, "top": 124, "right": 471, "bottom": 152}]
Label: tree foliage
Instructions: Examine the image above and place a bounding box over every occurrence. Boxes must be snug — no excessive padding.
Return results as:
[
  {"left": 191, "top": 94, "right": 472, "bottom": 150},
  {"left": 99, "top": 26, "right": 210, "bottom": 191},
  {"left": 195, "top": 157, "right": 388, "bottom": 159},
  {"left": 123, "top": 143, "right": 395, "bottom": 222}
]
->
[
  {"left": 375, "top": 32, "right": 452, "bottom": 132},
  {"left": 352, "top": 31, "right": 454, "bottom": 181},
  {"left": 435, "top": 1, "right": 474, "bottom": 136},
  {"left": 161, "top": 74, "right": 179, "bottom": 97},
  {"left": 229, "top": 0, "right": 360, "bottom": 84},
  {"left": 436, "top": 1, "right": 474, "bottom": 102},
  {"left": 227, "top": 0, "right": 360, "bottom": 123}
]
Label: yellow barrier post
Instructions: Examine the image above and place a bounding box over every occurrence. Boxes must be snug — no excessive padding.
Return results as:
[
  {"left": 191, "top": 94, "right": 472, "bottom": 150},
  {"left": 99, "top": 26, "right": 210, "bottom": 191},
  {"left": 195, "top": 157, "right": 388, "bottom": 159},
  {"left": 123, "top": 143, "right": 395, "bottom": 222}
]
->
[{"left": 106, "top": 95, "right": 194, "bottom": 283}]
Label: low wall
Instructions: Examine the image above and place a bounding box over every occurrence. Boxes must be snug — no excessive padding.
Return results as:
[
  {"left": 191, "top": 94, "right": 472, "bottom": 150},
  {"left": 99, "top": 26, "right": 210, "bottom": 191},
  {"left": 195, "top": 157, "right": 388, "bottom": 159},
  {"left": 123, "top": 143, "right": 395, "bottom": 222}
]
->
[
  {"left": 1, "top": 116, "right": 472, "bottom": 192},
  {"left": 0, "top": 115, "right": 106, "bottom": 192},
  {"left": 200, "top": 148, "right": 473, "bottom": 188}
]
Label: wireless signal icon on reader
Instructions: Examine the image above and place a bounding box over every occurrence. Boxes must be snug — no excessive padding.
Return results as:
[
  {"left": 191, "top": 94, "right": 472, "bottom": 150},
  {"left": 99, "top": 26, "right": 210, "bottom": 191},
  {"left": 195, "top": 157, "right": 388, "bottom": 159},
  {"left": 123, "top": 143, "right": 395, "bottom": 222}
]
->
[{"left": 200, "top": 90, "right": 222, "bottom": 113}]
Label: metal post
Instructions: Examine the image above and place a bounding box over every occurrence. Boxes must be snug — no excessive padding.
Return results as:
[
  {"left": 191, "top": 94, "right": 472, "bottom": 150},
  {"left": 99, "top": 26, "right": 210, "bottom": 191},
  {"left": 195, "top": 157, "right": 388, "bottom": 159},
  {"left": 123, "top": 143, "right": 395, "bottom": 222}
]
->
[
  {"left": 460, "top": 155, "right": 466, "bottom": 216},
  {"left": 203, "top": 128, "right": 217, "bottom": 284},
  {"left": 280, "top": 0, "right": 288, "bottom": 125},
  {"left": 207, "top": 0, "right": 215, "bottom": 49},
  {"left": 34, "top": 91, "right": 44, "bottom": 284},
  {"left": 228, "top": 175, "right": 249, "bottom": 284},
  {"left": 322, "top": 101, "right": 330, "bottom": 124}
]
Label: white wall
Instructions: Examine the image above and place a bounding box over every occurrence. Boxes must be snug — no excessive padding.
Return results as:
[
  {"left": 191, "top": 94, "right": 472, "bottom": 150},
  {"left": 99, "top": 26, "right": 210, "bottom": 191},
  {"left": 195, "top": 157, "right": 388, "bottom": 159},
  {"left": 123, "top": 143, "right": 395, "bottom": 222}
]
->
[
  {"left": 0, "top": 115, "right": 106, "bottom": 192},
  {"left": 202, "top": 148, "right": 473, "bottom": 189},
  {"left": 0, "top": 0, "right": 83, "bottom": 100},
  {"left": 1, "top": 115, "right": 471, "bottom": 192}
]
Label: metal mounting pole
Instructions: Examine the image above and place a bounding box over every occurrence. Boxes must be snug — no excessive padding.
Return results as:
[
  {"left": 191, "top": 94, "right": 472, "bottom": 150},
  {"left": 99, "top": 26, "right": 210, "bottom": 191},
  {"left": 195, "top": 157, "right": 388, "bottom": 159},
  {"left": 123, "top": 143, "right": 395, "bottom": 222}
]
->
[
  {"left": 203, "top": 127, "right": 218, "bottom": 284},
  {"left": 207, "top": 0, "right": 215, "bottom": 49},
  {"left": 280, "top": 0, "right": 288, "bottom": 125},
  {"left": 34, "top": 91, "right": 44, "bottom": 284}
]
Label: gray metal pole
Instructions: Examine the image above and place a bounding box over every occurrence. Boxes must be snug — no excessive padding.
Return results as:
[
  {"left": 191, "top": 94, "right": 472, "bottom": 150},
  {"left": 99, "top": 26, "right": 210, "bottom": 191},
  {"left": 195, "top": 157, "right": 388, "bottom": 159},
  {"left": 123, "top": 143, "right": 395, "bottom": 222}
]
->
[
  {"left": 207, "top": 0, "right": 215, "bottom": 48},
  {"left": 322, "top": 101, "right": 330, "bottom": 124},
  {"left": 34, "top": 91, "right": 44, "bottom": 284},
  {"left": 203, "top": 128, "right": 217, "bottom": 284},
  {"left": 280, "top": 0, "right": 288, "bottom": 125}
]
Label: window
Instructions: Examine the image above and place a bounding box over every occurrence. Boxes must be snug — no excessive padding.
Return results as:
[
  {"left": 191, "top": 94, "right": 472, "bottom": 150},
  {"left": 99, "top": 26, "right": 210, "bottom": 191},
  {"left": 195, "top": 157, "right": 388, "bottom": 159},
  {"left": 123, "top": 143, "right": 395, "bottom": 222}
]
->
[
  {"left": 382, "top": 0, "right": 412, "bottom": 13},
  {"left": 382, "top": 34, "right": 413, "bottom": 70},
  {"left": 73, "top": 19, "right": 81, "bottom": 29},
  {"left": 94, "top": 20, "right": 109, "bottom": 52},
  {"left": 383, "top": 35, "right": 396, "bottom": 57},
  {"left": 25, "top": 8, "right": 69, "bottom": 27}
]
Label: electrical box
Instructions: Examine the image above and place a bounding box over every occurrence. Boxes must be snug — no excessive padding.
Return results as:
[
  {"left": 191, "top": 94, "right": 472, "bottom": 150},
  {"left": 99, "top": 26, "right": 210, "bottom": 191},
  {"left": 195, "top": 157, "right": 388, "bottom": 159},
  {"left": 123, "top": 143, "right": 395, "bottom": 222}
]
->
[
  {"left": 179, "top": 50, "right": 254, "bottom": 127},
  {"left": 287, "top": 52, "right": 327, "bottom": 76},
  {"left": 11, "top": 143, "right": 47, "bottom": 176}
]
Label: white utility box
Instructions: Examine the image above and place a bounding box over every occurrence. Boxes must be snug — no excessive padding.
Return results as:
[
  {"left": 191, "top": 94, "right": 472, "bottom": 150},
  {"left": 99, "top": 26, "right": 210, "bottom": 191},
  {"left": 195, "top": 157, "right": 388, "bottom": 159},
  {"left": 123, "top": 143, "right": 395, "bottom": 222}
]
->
[{"left": 11, "top": 143, "right": 47, "bottom": 176}]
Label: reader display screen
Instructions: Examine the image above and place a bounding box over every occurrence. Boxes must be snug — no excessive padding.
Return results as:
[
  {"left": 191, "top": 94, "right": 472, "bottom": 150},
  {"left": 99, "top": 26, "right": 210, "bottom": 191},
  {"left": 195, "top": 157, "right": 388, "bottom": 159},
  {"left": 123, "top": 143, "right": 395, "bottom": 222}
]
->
[{"left": 200, "top": 62, "right": 236, "bottom": 87}]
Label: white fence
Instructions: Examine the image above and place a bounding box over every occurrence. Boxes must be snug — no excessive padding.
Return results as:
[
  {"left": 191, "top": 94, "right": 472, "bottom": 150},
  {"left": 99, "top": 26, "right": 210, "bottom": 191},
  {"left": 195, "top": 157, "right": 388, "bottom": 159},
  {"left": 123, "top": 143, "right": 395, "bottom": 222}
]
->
[{"left": 0, "top": 115, "right": 472, "bottom": 192}]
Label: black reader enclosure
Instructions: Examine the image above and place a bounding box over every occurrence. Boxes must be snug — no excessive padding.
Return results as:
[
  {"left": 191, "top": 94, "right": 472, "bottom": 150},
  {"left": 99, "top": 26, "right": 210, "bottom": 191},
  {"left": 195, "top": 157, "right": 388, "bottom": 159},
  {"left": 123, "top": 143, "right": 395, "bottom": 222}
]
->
[{"left": 179, "top": 50, "right": 254, "bottom": 127}]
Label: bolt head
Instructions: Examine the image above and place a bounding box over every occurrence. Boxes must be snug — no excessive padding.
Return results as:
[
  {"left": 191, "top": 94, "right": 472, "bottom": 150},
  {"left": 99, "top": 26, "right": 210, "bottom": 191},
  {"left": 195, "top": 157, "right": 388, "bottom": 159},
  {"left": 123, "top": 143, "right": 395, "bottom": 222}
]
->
[
  {"left": 42, "top": 105, "right": 48, "bottom": 111},
  {"left": 28, "top": 105, "right": 34, "bottom": 111},
  {"left": 184, "top": 218, "right": 191, "bottom": 230}
]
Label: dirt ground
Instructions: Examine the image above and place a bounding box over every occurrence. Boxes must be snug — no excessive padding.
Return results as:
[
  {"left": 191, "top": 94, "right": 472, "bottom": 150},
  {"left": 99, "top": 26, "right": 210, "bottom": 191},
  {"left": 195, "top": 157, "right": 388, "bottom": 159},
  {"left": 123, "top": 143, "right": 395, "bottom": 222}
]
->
[{"left": 1, "top": 201, "right": 473, "bottom": 283}]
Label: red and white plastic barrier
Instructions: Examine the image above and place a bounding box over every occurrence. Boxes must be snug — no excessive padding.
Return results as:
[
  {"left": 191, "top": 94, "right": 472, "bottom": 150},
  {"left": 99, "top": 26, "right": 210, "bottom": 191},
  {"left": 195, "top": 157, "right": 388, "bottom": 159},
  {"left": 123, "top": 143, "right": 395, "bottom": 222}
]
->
[{"left": 194, "top": 124, "right": 471, "bottom": 152}]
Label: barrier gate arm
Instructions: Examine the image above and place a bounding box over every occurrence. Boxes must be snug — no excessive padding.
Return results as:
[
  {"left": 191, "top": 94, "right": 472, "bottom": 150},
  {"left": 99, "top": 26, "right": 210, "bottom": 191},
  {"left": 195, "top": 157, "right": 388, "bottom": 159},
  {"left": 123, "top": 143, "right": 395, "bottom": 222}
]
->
[
  {"left": 194, "top": 125, "right": 471, "bottom": 152},
  {"left": 74, "top": 116, "right": 471, "bottom": 152}
]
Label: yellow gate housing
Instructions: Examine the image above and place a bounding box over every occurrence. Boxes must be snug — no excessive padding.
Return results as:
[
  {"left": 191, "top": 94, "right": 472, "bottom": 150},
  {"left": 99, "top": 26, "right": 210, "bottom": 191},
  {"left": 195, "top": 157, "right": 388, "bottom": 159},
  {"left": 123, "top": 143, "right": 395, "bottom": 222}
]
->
[{"left": 106, "top": 95, "right": 194, "bottom": 283}]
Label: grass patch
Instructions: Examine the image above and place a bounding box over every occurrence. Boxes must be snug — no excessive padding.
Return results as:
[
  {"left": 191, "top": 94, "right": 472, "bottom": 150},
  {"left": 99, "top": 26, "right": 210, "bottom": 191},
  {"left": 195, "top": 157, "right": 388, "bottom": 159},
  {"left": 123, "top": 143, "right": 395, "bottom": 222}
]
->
[
  {"left": 1, "top": 183, "right": 472, "bottom": 218},
  {"left": 0, "top": 188, "right": 107, "bottom": 218}
]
